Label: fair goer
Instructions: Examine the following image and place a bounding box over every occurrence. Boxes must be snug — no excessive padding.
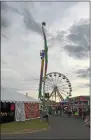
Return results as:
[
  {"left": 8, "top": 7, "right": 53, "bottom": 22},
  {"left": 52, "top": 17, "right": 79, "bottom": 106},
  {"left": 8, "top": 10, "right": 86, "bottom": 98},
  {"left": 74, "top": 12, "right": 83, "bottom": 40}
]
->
[{"left": 74, "top": 109, "right": 79, "bottom": 118}]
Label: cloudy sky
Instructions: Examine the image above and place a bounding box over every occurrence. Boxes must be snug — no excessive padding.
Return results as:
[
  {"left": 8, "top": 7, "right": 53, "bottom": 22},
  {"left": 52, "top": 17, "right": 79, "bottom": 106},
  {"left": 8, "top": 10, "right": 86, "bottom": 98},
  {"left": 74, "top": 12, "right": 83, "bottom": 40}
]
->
[{"left": 1, "top": 2, "right": 90, "bottom": 99}]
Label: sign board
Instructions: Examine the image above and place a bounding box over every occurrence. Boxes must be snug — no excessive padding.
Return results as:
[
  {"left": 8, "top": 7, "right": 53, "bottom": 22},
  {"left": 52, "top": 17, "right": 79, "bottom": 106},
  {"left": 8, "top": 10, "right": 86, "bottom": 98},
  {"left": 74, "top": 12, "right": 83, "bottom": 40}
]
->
[{"left": 24, "top": 103, "right": 40, "bottom": 119}]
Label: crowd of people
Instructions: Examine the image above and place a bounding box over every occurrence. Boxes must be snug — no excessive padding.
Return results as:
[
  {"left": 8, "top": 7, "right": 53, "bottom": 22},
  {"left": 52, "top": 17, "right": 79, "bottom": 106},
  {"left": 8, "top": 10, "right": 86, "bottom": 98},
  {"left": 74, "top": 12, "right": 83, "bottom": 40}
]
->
[
  {"left": 39, "top": 103, "right": 90, "bottom": 128},
  {"left": 51, "top": 104, "right": 90, "bottom": 120}
]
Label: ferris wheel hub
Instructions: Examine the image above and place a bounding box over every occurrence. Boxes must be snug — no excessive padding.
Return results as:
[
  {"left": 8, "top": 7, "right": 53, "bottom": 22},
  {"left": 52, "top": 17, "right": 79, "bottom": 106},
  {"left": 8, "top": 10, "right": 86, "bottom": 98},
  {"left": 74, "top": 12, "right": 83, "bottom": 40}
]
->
[{"left": 54, "top": 86, "right": 58, "bottom": 90}]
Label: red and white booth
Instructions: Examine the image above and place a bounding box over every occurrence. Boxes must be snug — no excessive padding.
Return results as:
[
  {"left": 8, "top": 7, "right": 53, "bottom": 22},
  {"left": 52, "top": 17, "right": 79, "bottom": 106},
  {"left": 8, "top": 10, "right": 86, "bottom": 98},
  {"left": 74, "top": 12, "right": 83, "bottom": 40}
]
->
[{"left": 1, "top": 87, "right": 40, "bottom": 122}]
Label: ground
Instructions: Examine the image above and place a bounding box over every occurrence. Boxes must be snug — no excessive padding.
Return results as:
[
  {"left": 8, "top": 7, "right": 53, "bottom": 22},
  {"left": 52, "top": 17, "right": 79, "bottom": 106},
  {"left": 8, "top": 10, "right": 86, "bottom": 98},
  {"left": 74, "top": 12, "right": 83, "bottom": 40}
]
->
[
  {"left": 1, "top": 119, "right": 48, "bottom": 134},
  {"left": 1, "top": 115, "right": 90, "bottom": 139}
]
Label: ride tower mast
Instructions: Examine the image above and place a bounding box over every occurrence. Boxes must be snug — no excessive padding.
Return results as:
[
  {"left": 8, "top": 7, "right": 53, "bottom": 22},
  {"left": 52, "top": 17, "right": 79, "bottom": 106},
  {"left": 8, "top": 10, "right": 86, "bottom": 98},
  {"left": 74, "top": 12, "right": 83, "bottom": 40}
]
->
[{"left": 38, "top": 22, "right": 48, "bottom": 113}]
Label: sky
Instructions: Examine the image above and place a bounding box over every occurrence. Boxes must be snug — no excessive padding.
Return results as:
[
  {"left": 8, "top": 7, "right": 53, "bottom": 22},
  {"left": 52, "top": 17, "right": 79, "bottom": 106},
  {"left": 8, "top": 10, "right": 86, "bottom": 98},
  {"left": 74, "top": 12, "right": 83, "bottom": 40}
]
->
[{"left": 1, "top": 2, "right": 90, "bottom": 100}]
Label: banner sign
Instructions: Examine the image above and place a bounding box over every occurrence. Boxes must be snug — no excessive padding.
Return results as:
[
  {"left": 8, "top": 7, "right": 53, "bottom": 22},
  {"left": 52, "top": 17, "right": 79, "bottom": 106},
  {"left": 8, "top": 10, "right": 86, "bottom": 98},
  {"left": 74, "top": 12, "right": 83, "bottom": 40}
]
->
[{"left": 24, "top": 103, "right": 40, "bottom": 119}]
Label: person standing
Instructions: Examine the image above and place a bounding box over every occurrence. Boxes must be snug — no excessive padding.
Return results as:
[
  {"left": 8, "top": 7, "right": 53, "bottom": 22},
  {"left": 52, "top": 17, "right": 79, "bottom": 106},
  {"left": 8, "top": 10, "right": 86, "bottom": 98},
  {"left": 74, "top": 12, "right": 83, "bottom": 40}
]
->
[
  {"left": 39, "top": 109, "right": 43, "bottom": 121},
  {"left": 78, "top": 108, "right": 82, "bottom": 118},
  {"left": 87, "top": 107, "right": 90, "bottom": 116}
]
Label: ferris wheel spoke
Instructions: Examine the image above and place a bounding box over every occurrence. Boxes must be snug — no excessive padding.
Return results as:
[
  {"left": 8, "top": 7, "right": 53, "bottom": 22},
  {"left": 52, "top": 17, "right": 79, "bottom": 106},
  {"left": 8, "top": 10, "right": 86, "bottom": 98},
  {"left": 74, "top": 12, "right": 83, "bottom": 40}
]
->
[
  {"left": 58, "top": 91, "right": 67, "bottom": 97},
  {"left": 55, "top": 75, "right": 60, "bottom": 85},
  {"left": 47, "top": 87, "right": 52, "bottom": 90},
  {"left": 51, "top": 74, "right": 56, "bottom": 85},
  {"left": 58, "top": 87, "right": 70, "bottom": 91},
  {"left": 57, "top": 79, "right": 66, "bottom": 86},
  {"left": 45, "top": 83, "right": 52, "bottom": 88},
  {"left": 59, "top": 85, "right": 71, "bottom": 91},
  {"left": 45, "top": 83, "right": 51, "bottom": 87},
  {"left": 57, "top": 89, "right": 64, "bottom": 100},
  {"left": 58, "top": 88, "right": 70, "bottom": 95},
  {"left": 45, "top": 86, "right": 52, "bottom": 91},
  {"left": 54, "top": 74, "right": 58, "bottom": 85},
  {"left": 45, "top": 79, "right": 52, "bottom": 85},
  {"left": 59, "top": 88, "right": 70, "bottom": 94},
  {"left": 46, "top": 79, "right": 53, "bottom": 87},
  {"left": 45, "top": 90, "right": 52, "bottom": 94},
  {"left": 57, "top": 77, "right": 64, "bottom": 86},
  {"left": 58, "top": 91, "right": 68, "bottom": 97},
  {"left": 45, "top": 88, "right": 52, "bottom": 92},
  {"left": 45, "top": 84, "right": 52, "bottom": 89},
  {"left": 58, "top": 87, "right": 69, "bottom": 91},
  {"left": 58, "top": 88, "right": 69, "bottom": 93},
  {"left": 58, "top": 84, "right": 70, "bottom": 88},
  {"left": 58, "top": 80, "right": 71, "bottom": 86},
  {"left": 45, "top": 88, "right": 51, "bottom": 92},
  {"left": 51, "top": 75, "right": 56, "bottom": 85},
  {"left": 54, "top": 75, "right": 56, "bottom": 85},
  {"left": 45, "top": 81, "right": 52, "bottom": 88},
  {"left": 49, "top": 89, "right": 55, "bottom": 98},
  {"left": 47, "top": 77, "right": 54, "bottom": 87},
  {"left": 60, "top": 87, "right": 70, "bottom": 90},
  {"left": 46, "top": 83, "right": 53, "bottom": 89},
  {"left": 58, "top": 88, "right": 68, "bottom": 96},
  {"left": 45, "top": 83, "right": 50, "bottom": 88},
  {"left": 56, "top": 76, "right": 59, "bottom": 85}
]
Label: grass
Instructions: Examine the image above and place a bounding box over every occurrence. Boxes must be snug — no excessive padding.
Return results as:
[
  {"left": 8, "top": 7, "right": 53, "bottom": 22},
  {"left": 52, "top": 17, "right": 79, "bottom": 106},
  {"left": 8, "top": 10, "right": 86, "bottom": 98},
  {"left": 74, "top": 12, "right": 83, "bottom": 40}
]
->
[{"left": 1, "top": 119, "right": 48, "bottom": 134}]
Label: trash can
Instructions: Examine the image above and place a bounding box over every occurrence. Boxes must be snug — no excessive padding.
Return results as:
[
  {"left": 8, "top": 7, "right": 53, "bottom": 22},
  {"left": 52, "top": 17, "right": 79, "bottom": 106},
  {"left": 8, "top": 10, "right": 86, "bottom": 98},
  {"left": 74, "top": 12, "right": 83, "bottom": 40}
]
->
[{"left": 43, "top": 114, "right": 48, "bottom": 122}]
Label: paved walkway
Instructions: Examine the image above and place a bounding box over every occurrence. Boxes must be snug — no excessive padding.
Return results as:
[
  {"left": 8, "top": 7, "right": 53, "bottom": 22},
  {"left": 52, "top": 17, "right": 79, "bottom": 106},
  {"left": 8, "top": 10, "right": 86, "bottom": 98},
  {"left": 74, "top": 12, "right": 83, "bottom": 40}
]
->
[{"left": 1, "top": 115, "right": 90, "bottom": 139}]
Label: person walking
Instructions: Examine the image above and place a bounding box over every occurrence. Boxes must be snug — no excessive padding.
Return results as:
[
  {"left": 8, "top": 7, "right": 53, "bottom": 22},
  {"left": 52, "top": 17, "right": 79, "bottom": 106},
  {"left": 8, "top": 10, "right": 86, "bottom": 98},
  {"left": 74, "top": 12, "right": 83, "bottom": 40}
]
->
[
  {"left": 74, "top": 109, "right": 79, "bottom": 119},
  {"left": 60, "top": 106, "right": 62, "bottom": 116},
  {"left": 68, "top": 106, "right": 72, "bottom": 117}
]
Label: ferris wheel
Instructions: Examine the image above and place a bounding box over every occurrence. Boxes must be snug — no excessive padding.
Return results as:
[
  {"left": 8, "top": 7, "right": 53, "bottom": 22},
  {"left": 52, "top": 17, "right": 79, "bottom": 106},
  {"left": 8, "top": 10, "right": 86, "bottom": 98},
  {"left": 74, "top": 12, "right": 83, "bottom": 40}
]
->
[{"left": 43, "top": 72, "right": 72, "bottom": 102}]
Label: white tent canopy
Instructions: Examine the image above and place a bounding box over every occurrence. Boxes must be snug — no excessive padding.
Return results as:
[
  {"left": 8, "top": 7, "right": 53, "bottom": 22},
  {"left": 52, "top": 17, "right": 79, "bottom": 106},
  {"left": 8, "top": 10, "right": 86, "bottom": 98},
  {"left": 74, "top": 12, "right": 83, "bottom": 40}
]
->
[{"left": 1, "top": 87, "right": 40, "bottom": 103}]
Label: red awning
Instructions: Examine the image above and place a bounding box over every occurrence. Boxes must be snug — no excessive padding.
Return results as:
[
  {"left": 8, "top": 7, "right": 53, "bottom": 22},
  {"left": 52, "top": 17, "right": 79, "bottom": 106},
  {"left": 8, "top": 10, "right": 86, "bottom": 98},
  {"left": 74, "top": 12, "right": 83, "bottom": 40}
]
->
[{"left": 79, "top": 96, "right": 87, "bottom": 101}]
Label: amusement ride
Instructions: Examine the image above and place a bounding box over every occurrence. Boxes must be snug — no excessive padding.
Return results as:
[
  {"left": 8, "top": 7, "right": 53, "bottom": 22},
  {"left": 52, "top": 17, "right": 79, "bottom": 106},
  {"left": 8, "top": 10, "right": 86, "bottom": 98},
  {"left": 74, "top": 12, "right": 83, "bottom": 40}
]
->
[{"left": 38, "top": 22, "right": 72, "bottom": 113}]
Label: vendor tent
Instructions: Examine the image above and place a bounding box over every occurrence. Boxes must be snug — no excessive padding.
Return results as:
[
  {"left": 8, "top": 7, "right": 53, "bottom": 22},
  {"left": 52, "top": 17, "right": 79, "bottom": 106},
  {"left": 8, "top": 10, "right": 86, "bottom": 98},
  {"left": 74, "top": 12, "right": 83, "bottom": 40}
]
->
[
  {"left": 1, "top": 87, "right": 39, "bottom": 103},
  {"left": 1, "top": 87, "right": 40, "bottom": 122}
]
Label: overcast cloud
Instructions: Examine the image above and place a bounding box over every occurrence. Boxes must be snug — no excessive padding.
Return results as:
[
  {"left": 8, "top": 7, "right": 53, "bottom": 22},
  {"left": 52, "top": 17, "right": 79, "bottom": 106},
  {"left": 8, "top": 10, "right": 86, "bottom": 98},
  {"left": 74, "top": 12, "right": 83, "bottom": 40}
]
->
[
  {"left": 1, "top": 2, "right": 90, "bottom": 99},
  {"left": 75, "top": 67, "right": 89, "bottom": 79},
  {"left": 63, "top": 20, "right": 89, "bottom": 59}
]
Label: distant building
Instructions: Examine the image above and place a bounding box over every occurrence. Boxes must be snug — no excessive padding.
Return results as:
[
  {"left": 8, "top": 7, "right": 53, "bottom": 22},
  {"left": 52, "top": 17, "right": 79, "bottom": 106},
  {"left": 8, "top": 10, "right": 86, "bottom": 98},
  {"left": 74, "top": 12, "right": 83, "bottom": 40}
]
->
[
  {"left": 70, "top": 95, "right": 90, "bottom": 108},
  {"left": 70, "top": 95, "right": 90, "bottom": 102}
]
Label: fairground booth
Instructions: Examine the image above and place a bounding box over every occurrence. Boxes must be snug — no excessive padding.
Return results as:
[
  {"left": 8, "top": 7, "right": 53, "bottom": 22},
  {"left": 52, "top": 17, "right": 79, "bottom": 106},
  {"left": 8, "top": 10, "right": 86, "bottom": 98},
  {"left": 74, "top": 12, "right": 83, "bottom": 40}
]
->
[
  {"left": 70, "top": 96, "right": 90, "bottom": 108},
  {"left": 59, "top": 98, "right": 71, "bottom": 106},
  {"left": 1, "top": 87, "right": 40, "bottom": 123}
]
